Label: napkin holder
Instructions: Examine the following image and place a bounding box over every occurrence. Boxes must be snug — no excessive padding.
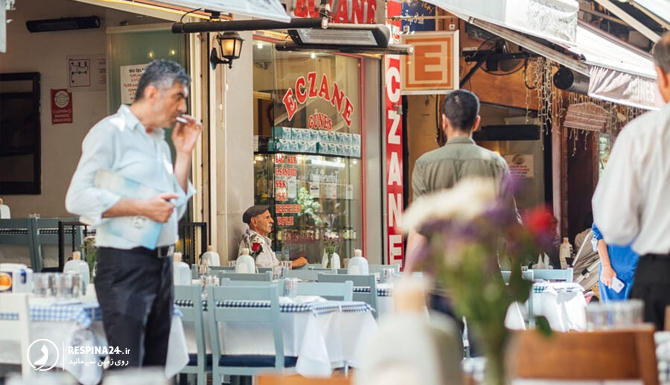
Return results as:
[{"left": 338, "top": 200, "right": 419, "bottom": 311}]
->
[{"left": 235, "top": 254, "right": 257, "bottom": 274}]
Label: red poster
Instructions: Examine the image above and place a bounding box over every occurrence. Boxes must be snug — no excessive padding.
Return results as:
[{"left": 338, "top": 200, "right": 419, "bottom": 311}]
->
[
  {"left": 385, "top": 0, "right": 404, "bottom": 268},
  {"left": 51, "top": 89, "right": 73, "bottom": 124}
]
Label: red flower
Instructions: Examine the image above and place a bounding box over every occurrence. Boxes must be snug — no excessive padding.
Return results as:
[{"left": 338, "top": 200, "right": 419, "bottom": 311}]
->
[
  {"left": 252, "top": 242, "right": 261, "bottom": 253},
  {"left": 523, "top": 207, "right": 555, "bottom": 237}
]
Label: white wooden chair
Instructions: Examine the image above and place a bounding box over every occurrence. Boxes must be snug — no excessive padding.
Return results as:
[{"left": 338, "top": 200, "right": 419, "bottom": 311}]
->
[
  {"left": 174, "top": 285, "right": 210, "bottom": 385},
  {"left": 0, "top": 293, "right": 32, "bottom": 376},
  {"left": 296, "top": 281, "right": 353, "bottom": 301}
]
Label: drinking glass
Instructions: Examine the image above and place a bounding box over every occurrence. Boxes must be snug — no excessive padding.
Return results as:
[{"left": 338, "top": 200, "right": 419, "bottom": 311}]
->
[
  {"left": 47, "top": 273, "right": 59, "bottom": 298},
  {"left": 227, "top": 261, "right": 236, "bottom": 268},
  {"left": 58, "top": 273, "right": 75, "bottom": 299},
  {"left": 380, "top": 268, "right": 395, "bottom": 284},
  {"left": 281, "top": 260, "right": 292, "bottom": 270},
  {"left": 33, "top": 273, "right": 50, "bottom": 298},
  {"left": 273, "top": 266, "right": 285, "bottom": 280},
  {"left": 68, "top": 272, "right": 82, "bottom": 299},
  {"left": 285, "top": 278, "right": 298, "bottom": 299}
]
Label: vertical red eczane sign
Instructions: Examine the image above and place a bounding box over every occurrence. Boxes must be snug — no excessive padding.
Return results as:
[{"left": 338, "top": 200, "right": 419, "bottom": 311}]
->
[{"left": 385, "top": 0, "right": 403, "bottom": 268}]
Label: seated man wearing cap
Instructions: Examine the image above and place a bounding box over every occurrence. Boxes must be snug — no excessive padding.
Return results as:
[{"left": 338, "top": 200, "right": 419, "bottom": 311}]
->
[{"left": 239, "top": 205, "right": 280, "bottom": 268}]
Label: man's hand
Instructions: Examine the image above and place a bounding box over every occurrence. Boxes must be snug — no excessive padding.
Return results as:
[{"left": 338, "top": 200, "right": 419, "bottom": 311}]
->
[
  {"left": 600, "top": 264, "right": 617, "bottom": 288},
  {"left": 172, "top": 115, "right": 202, "bottom": 155},
  {"left": 141, "top": 193, "right": 179, "bottom": 223}
]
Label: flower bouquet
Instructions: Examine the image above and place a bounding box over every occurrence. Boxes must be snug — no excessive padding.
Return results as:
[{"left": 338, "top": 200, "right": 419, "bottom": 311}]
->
[
  {"left": 404, "top": 178, "right": 554, "bottom": 385},
  {"left": 321, "top": 231, "right": 341, "bottom": 269}
]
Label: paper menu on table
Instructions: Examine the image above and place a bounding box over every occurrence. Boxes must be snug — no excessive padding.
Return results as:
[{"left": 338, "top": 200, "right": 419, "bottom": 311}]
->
[{"left": 93, "top": 169, "right": 163, "bottom": 249}]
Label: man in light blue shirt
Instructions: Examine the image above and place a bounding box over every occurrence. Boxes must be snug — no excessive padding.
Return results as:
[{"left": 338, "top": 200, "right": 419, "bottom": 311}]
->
[{"left": 66, "top": 60, "right": 201, "bottom": 369}]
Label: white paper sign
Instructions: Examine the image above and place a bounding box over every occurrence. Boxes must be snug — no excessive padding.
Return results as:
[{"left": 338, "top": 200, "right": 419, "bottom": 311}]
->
[
  {"left": 120, "top": 64, "right": 148, "bottom": 105},
  {"left": 67, "top": 54, "right": 106, "bottom": 92},
  {"left": 325, "top": 183, "right": 337, "bottom": 199},
  {"left": 287, "top": 177, "right": 297, "bottom": 199},
  {"left": 309, "top": 182, "right": 320, "bottom": 198},
  {"left": 345, "top": 184, "right": 354, "bottom": 200},
  {"left": 504, "top": 154, "right": 534, "bottom": 178}
]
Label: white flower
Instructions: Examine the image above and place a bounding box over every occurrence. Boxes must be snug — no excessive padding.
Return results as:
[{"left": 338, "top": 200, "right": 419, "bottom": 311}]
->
[{"left": 402, "top": 178, "right": 498, "bottom": 233}]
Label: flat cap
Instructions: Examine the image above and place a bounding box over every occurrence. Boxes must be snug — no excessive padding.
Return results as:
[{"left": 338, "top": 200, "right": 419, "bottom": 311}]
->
[{"left": 243, "top": 205, "right": 270, "bottom": 224}]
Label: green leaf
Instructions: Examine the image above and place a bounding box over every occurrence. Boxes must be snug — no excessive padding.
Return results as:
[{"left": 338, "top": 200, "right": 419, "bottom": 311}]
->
[{"left": 534, "top": 316, "right": 553, "bottom": 337}]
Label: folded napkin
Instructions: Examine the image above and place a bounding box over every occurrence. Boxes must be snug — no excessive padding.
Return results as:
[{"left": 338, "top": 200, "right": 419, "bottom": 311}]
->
[
  {"left": 534, "top": 253, "right": 551, "bottom": 269},
  {"left": 279, "top": 295, "right": 326, "bottom": 304}
]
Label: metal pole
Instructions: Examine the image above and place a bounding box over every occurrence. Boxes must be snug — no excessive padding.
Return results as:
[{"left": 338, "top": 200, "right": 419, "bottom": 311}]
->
[{"left": 172, "top": 17, "right": 324, "bottom": 34}]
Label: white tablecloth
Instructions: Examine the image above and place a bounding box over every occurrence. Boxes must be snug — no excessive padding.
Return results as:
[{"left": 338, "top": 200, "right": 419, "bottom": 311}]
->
[
  {"left": 505, "top": 282, "right": 587, "bottom": 331},
  {"left": 0, "top": 298, "right": 188, "bottom": 385},
  {"left": 182, "top": 297, "right": 378, "bottom": 377}
]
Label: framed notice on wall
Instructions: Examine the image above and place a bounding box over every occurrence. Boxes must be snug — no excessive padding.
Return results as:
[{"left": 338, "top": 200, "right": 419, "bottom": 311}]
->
[{"left": 401, "top": 31, "right": 459, "bottom": 95}]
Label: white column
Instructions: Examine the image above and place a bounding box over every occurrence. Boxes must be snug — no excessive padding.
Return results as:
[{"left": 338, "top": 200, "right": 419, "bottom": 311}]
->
[{"left": 210, "top": 30, "right": 254, "bottom": 264}]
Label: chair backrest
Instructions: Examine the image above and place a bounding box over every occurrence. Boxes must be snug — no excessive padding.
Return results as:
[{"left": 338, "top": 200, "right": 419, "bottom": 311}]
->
[
  {"left": 285, "top": 269, "right": 320, "bottom": 281},
  {"left": 507, "top": 327, "right": 659, "bottom": 385},
  {"left": 218, "top": 271, "right": 272, "bottom": 281},
  {"left": 0, "top": 293, "right": 31, "bottom": 376},
  {"left": 501, "top": 270, "right": 534, "bottom": 284},
  {"left": 207, "top": 284, "right": 286, "bottom": 369},
  {"left": 531, "top": 268, "right": 573, "bottom": 282},
  {"left": 296, "top": 281, "right": 353, "bottom": 301},
  {"left": 210, "top": 266, "right": 236, "bottom": 272},
  {"left": 220, "top": 278, "right": 285, "bottom": 296},
  {"left": 318, "top": 273, "right": 378, "bottom": 315},
  {"left": 306, "top": 264, "right": 333, "bottom": 271},
  {"left": 174, "top": 285, "right": 207, "bottom": 367}
]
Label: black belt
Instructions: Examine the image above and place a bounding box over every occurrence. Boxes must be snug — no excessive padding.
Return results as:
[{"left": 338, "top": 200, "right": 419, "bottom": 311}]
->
[
  {"left": 130, "top": 245, "right": 175, "bottom": 259},
  {"left": 642, "top": 253, "right": 670, "bottom": 260}
]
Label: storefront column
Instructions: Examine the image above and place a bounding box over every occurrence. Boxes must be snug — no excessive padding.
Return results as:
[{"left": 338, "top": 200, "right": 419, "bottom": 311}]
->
[{"left": 209, "top": 30, "right": 254, "bottom": 264}]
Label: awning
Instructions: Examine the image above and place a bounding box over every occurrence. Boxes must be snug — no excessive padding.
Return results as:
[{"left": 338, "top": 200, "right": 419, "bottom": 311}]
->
[
  {"left": 426, "top": 1, "right": 660, "bottom": 110},
  {"left": 629, "top": 0, "right": 670, "bottom": 29},
  {"left": 156, "top": 0, "right": 290, "bottom": 22},
  {"left": 74, "top": 0, "right": 290, "bottom": 22},
  {"left": 421, "top": 0, "right": 579, "bottom": 45},
  {"left": 565, "top": 21, "right": 661, "bottom": 110}
]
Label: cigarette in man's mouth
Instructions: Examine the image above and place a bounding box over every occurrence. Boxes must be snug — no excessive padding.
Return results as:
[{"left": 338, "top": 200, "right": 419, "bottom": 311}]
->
[{"left": 176, "top": 116, "right": 188, "bottom": 124}]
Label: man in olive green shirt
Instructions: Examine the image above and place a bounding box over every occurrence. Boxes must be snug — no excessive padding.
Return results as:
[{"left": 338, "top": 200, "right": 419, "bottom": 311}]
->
[{"left": 406, "top": 89, "right": 512, "bottom": 271}]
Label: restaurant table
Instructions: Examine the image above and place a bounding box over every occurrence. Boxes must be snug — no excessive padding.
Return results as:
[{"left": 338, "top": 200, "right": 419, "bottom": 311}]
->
[
  {"left": 353, "top": 284, "right": 392, "bottom": 317},
  {"left": 0, "top": 297, "right": 188, "bottom": 385},
  {"left": 177, "top": 296, "right": 378, "bottom": 377},
  {"left": 504, "top": 282, "right": 587, "bottom": 332}
]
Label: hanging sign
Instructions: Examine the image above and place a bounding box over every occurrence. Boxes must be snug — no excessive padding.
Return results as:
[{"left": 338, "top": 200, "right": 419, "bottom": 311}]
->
[
  {"left": 401, "top": 31, "right": 459, "bottom": 95},
  {"left": 282, "top": 72, "right": 355, "bottom": 127},
  {"left": 385, "top": 0, "right": 404, "bottom": 269},
  {"left": 51, "top": 89, "right": 73, "bottom": 125},
  {"left": 401, "top": 0, "right": 436, "bottom": 32}
]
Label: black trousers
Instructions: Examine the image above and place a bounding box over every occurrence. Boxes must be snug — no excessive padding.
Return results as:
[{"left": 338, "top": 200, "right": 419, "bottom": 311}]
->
[
  {"left": 630, "top": 254, "right": 670, "bottom": 331},
  {"left": 95, "top": 247, "right": 174, "bottom": 368}
]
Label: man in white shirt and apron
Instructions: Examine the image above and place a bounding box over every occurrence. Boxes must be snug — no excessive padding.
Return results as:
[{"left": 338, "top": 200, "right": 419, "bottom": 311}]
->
[{"left": 593, "top": 33, "right": 670, "bottom": 330}]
